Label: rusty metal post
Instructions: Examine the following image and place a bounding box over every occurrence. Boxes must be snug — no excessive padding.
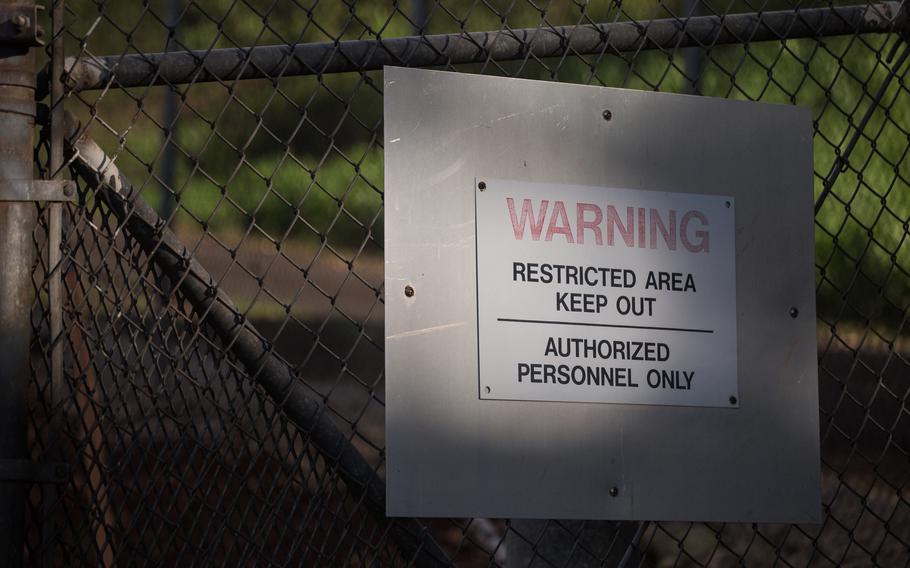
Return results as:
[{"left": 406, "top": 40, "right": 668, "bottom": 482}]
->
[{"left": 0, "top": 2, "right": 39, "bottom": 565}]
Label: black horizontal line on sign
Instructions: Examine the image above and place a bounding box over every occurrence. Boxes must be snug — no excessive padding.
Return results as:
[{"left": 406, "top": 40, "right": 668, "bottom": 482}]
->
[{"left": 496, "top": 318, "right": 714, "bottom": 334}]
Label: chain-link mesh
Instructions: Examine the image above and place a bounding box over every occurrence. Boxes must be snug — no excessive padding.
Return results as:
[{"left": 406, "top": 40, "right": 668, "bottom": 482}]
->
[{"left": 19, "top": 0, "right": 910, "bottom": 565}]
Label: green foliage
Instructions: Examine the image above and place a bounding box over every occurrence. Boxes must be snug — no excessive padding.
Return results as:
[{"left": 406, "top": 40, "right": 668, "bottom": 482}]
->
[
  {"left": 61, "top": 0, "right": 910, "bottom": 322},
  {"left": 175, "top": 141, "right": 384, "bottom": 247}
]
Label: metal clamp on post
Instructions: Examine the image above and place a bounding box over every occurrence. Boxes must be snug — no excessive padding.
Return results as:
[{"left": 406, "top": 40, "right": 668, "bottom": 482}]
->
[
  {"left": 0, "top": 459, "right": 68, "bottom": 484},
  {"left": 0, "top": 179, "right": 76, "bottom": 202},
  {"left": 0, "top": 3, "right": 44, "bottom": 47}
]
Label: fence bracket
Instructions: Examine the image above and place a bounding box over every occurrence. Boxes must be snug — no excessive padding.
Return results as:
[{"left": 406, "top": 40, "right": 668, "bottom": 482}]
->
[
  {"left": 0, "top": 460, "right": 68, "bottom": 484},
  {"left": 0, "top": 4, "right": 44, "bottom": 47},
  {"left": 0, "top": 179, "right": 75, "bottom": 202}
]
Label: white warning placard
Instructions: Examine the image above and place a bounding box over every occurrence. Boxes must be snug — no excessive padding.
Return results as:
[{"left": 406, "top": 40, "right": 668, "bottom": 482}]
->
[{"left": 476, "top": 179, "right": 738, "bottom": 408}]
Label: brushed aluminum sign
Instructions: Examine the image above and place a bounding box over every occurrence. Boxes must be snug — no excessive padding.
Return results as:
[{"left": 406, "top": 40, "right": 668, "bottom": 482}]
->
[
  {"left": 385, "top": 66, "right": 820, "bottom": 523},
  {"left": 476, "top": 180, "right": 737, "bottom": 407}
]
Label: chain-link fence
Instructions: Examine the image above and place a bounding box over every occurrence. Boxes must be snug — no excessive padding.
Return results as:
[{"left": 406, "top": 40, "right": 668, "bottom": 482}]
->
[{"left": 6, "top": 0, "right": 910, "bottom": 565}]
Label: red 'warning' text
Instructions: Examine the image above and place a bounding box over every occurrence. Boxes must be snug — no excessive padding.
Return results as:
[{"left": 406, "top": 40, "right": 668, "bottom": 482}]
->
[{"left": 506, "top": 197, "right": 710, "bottom": 253}]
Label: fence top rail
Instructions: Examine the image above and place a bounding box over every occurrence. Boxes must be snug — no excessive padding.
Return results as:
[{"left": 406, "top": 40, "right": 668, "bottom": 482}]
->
[{"left": 50, "top": 1, "right": 905, "bottom": 94}]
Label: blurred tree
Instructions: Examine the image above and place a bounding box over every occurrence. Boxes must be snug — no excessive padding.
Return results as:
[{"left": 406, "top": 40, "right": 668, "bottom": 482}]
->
[{"left": 59, "top": 0, "right": 910, "bottom": 322}]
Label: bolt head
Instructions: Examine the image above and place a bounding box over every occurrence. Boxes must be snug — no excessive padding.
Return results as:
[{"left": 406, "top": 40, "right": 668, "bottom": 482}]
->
[
  {"left": 729, "top": 395, "right": 738, "bottom": 405},
  {"left": 602, "top": 109, "right": 613, "bottom": 121},
  {"left": 477, "top": 181, "right": 486, "bottom": 191},
  {"left": 404, "top": 284, "right": 415, "bottom": 298},
  {"left": 789, "top": 307, "right": 799, "bottom": 318},
  {"left": 14, "top": 14, "right": 29, "bottom": 28},
  {"left": 63, "top": 182, "right": 75, "bottom": 197},
  {"left": 609, "top": 486, "right": 619, "bottom": 497}
]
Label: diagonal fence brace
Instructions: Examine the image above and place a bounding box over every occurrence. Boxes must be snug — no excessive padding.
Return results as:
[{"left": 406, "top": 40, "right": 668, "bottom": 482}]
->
[{"left": 61, "top": 111, "right": 452, "bottom": 567}]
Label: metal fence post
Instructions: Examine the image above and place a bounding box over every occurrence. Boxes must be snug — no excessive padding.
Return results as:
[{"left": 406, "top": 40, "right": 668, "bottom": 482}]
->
[
  {"left": 0, "top": 3, "right": 74, "bottom": 563},
  {"left": 0, "top": 2, "right": 39, "bottom": 564}
]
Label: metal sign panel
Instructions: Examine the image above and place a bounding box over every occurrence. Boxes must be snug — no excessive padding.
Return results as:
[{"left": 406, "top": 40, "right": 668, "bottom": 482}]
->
[
  {"left": 384, "top": 66, "right": 820, "bottom": 522},
  {"left": 476, "top": 179, "right": 738, "bottom": 407}
]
